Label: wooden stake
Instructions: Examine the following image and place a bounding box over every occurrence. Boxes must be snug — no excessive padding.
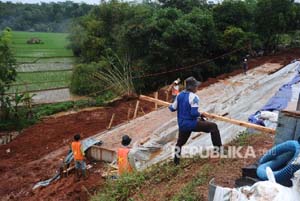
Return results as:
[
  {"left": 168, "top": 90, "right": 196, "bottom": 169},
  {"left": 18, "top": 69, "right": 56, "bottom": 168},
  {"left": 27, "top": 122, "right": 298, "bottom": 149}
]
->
[
  {"left": 127, "top": 107, "right": 132, "bottom": 122},
  {"left": 139, "top": 95, "right": 276, "bottom": 134},
  {"left": 140, "top": 107, "right": 146, "bottom": 115},
  {"left": 166, "top": 91, "right": 169, "bottom": 102},
  {"left": 140, "top": 137, "right": 150, "bottom": 145},
  {"left": 154, "top": 92, "right": 158, "bottom": 110},
  {"left": 107, "top": 113, "right": 115, "bottom": 130},
  {"left": 133, "top": 100, "right": 140, "bottom": 119}
]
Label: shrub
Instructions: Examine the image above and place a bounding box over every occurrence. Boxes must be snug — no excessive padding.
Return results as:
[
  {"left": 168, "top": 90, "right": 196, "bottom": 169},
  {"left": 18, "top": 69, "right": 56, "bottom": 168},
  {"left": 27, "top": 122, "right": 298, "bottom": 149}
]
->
[{"left": 70, "top": 62, "right": 104, "bottom": 95}]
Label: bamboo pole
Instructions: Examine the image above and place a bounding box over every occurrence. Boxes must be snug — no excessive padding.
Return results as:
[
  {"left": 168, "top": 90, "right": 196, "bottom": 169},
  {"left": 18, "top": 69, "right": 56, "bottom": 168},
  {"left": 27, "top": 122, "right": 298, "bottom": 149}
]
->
[
  {"left": 107, "top": 113, "right": 115, "bottom": 130},
  {"left": 133, "top": 100, "right": 140, "bottom": 119},
  {"left": 139, "top": 95, "right": 276, "bottom": 134}
]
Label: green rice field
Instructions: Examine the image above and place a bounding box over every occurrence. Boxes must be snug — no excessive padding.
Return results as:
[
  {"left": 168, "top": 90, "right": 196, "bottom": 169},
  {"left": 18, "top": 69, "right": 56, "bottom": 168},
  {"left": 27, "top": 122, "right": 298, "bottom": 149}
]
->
[
  {"left": 8, "top": 31, "right": 75, "bottom": 93},
  {"left": 12, "top": 31, "right": 73, "bottom": 61}
]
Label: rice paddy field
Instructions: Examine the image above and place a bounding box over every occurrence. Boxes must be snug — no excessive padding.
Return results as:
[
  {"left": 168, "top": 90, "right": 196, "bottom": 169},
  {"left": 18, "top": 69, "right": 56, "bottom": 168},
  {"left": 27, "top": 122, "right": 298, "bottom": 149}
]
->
[
  {"left": 12, "top": 31, "right": 73, "bottom": 61},
  {"left": 8, "top": 31, "right": 75, "bottom": 93}
]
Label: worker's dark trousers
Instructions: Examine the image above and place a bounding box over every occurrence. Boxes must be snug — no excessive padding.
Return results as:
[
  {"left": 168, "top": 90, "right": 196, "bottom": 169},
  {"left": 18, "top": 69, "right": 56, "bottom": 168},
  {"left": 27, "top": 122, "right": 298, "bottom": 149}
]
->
[{"left": 174, "top": 119, "right": 222, "bottom": 164}]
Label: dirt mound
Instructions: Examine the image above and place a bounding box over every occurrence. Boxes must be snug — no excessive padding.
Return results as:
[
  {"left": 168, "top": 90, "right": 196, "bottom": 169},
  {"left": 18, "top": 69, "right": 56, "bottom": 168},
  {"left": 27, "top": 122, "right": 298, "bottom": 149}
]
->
[{"left": 0, "top": 99, "right": 154, "bottom": 201}]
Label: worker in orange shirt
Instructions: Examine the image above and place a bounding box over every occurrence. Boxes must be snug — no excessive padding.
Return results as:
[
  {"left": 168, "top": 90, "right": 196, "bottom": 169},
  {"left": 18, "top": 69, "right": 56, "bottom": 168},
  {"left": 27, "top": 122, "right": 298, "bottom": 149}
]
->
[
  {"left": 117, "top": 135, "right": 136, "bottom": 175},
  {"left": 71, "top": 134, "right": 87, "bottom": 181},
  {"left": 168, "top": 78, "right": 181, "bottom": 102}
]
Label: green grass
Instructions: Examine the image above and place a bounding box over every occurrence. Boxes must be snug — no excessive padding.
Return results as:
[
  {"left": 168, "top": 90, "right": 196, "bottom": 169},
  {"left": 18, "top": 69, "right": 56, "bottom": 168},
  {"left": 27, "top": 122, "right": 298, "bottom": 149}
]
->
[
  {"left": 7, "top": 31, "right": 75, "bottom": 92},
  {"left": 8, "top": 71, "right": 72, "bottom": 93},
  {"left": 233, "top": 131, "right": 251, "bottom": 146},
  {"left": 91, "top": 158, "right": 205, "bottom": 201},
  {"left": 171, "top": 164, "right": 210, "bottom": 201},
  {"left": 11, "top": 31, "right": 73, "bottom": 59}
]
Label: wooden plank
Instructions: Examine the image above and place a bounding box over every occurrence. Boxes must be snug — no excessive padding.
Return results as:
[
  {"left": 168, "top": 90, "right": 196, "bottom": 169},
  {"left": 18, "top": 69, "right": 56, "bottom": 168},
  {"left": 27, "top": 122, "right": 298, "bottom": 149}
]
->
[
  {"left": 202, "top": 112, "right": 275, "bottom": 134},
  {"left": 89, "top": 145, "right": 116, "bottom": 162},
  {"left": 282, "top": 110, "right": 300, "bottom": 118},
  {"left": 139, "top": 95, "right": 276, "bottom": 134}
]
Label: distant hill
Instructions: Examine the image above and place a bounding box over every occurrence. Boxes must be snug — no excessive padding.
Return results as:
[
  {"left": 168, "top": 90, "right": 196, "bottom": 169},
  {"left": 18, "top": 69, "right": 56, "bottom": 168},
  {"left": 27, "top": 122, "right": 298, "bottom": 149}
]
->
[{"left": 0, "top": 1, "right": 94, "bottom": 32}]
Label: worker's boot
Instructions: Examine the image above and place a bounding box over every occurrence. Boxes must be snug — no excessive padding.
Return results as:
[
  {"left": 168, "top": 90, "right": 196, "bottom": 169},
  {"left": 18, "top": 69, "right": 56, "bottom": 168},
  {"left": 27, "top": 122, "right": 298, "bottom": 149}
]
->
[
  {"left": 82, "top": 169, "right": 88, "bottom": 180},
  {"left": 174, "top": 156, "right": 180, "bottom": 166},
  {"left": 75, "top": 169, "right": 80, "bottom": 182}
]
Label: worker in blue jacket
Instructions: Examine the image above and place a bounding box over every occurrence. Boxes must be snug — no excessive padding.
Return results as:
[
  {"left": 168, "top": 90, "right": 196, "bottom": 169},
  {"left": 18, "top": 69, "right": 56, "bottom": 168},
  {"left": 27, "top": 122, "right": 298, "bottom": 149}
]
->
[{"left": 169, "top": 76, "right": 222, "bottom": 165}]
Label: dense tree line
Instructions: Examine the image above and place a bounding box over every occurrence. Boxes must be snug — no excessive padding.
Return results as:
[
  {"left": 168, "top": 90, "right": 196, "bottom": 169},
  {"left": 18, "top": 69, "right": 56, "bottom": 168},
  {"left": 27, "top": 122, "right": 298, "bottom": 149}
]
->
[
  {"left": 0, "top": 1, "right": 94, "bottom": 32},
  {"left": 68, "top": 0, "right": 300, "bottom": 95}
]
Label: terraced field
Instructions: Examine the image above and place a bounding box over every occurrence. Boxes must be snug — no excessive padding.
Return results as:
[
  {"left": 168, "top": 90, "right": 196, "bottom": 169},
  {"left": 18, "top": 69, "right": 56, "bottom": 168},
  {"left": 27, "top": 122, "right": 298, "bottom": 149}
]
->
[{"left": 8, "top": 31, "right": 75, "bottom": 94}]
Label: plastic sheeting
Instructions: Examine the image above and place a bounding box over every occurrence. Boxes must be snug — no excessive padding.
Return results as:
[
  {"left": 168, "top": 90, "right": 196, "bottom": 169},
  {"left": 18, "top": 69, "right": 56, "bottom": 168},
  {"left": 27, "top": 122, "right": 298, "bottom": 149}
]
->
[
  {"left": 91, "top": 61, "right": 300, "bottom": 170},
  {"left": 249, "top": 61, "right": 300, "bottom": 126},
  {"left": 33, "top": 138, "right": 99, "bottom": 190},
  {"left": 131, "top": 62, "right": 300, "bottom": 169}
]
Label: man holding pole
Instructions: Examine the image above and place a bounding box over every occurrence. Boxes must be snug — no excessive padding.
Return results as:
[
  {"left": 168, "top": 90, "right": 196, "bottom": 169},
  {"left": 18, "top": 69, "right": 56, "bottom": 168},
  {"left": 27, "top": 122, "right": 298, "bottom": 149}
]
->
[{"left": 168, "top": 76, "right": 223, "bottom": 165}]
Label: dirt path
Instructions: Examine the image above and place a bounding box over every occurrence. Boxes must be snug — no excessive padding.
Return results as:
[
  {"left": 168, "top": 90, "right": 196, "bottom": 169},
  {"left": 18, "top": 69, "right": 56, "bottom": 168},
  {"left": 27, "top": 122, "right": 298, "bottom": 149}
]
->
[
  {"left": 0, "top": 48, "right": 299, "bottom": 201},
  {"left": 31, "top": 88, "right": 85, "bottom": 104}
]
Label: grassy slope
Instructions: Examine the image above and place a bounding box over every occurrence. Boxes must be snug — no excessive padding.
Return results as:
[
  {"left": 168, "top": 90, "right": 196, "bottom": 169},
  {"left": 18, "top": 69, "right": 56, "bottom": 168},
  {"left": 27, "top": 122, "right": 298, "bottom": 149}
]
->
[{"left": 91, "top": 133, "right": 274, "bottom": 201}]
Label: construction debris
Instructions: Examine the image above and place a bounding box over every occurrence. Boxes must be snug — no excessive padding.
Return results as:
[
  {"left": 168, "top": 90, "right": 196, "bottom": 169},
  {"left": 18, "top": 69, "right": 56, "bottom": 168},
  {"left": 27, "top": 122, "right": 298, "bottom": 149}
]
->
[
  {"left": 33, "top": 138, "right": 100, "bottom": 190},
  {"left": 211, "top": 167, "right": 300, "bottom": 201}
]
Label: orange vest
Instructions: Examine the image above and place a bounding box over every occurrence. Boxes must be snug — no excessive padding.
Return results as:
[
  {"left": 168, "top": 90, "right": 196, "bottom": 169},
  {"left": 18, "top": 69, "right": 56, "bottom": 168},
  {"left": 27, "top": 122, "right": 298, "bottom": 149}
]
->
[
  {"left": 72, "top": 141, "right": 84, "bottom": 161},
  {"left": 117, "top": 148, "right": 133, "bottom": 175},
  {"left": 172, "top": 85, "right": 179, "bottom": 95}
]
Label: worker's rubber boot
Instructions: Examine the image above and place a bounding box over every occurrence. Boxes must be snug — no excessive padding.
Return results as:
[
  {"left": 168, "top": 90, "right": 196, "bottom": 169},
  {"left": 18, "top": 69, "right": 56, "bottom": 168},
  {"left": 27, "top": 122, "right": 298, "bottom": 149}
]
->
[
  {"left": 75, "top": 169, "right": 81, "bottom": 182},
  {"left": 174, "top": 156, "right": 180, "bottom": 166},
  {"left": 82, "top": 169, "right": 88, "bottom": 180}
]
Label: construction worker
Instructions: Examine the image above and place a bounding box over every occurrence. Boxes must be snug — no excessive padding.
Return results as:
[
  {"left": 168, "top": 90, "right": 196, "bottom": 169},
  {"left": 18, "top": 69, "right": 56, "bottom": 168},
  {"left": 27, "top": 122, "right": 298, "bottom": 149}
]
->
[
  {"left": 243, "top": 57, "right": 248, "bottom": 74},
  {"left": 169, "top": 76, "right": 223, "bottom": 165},
  {"left": 168, "top": 78, "right": 181, "bottom": 102},
  {"left": 117, "top": 135, "right": 136, "bottom": 175},
  {"left": 71, "top": 134, "right": 87, "bottom": 181}
]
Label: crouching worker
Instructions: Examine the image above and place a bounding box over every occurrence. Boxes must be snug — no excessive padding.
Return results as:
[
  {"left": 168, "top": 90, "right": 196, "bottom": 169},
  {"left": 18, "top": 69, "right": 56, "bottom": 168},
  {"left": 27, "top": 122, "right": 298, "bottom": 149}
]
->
[
  {"left": 117, "top": 135, "right": 136, "bottom": 175},
  {"left": 71, "top": 134, "right": 87, "bottom": 181},
  {"left": 169, "top": 76, "right": 223, "bottom": 165}
]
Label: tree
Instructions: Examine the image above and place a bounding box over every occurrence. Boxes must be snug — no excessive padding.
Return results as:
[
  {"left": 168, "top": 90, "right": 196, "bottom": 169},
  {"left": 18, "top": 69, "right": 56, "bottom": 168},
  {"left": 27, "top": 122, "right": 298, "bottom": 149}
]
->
[
  {"left": 0, "top": 1, "right": 94, "bottom": 32},
  {"left": 158, "top": 0, "right": 207, "bottom": 12},
  {"left": 0, "top": 28, "right": 16, "bottom": 120},
  {"left": 213, "top": 0, "right": 254, "bottom": 32},
  {"left": 255, "top": 0, "right": 295, "bottom": 50}
]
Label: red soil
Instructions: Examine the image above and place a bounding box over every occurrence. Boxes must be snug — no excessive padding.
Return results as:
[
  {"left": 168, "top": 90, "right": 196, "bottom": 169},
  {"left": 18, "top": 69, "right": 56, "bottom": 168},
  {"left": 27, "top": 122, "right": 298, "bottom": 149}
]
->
[
  {"left": 0, "top": 48, "right": 299, "bottom": 201},
  {"left": 0, "top": 99, "right": 154, "bottom": 201}
]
